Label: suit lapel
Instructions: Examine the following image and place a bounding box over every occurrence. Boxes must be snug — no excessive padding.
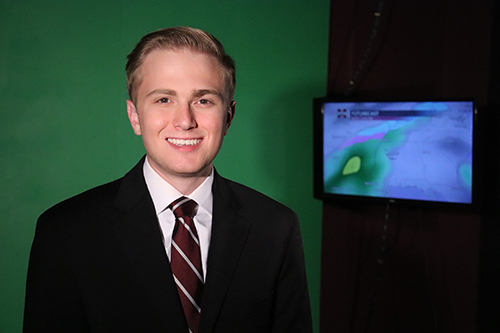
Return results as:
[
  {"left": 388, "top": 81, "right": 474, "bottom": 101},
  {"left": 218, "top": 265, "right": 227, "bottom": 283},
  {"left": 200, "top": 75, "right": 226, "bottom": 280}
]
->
[
  {"left": 112, "top": 158, "right": 188, "bottom": 331},
  {"left": 199, "top": 171, "right": 251, "bottom": 333},
  {"left": 111, "top": 161, "right": 250, "bottom": 332}
]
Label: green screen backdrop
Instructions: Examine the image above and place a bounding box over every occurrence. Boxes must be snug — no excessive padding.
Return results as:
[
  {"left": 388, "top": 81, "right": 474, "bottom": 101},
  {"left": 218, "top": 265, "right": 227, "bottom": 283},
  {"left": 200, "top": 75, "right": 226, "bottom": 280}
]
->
[{"left": 0, "top": 0, "right": 329, "bottom": 331}]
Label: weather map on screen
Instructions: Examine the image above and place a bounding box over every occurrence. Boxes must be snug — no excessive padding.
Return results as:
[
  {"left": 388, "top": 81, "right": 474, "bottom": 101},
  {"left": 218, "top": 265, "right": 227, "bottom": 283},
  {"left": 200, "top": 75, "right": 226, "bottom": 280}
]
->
[{"left": 322, "top": 101, "right": 474, "bottom": 204}]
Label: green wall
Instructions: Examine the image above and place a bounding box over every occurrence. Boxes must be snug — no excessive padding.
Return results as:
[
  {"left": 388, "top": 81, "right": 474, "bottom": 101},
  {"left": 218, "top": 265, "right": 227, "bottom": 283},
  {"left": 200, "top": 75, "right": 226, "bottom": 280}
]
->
[{"left": 0, "top": 0, "right": 329, "bottom": 331}]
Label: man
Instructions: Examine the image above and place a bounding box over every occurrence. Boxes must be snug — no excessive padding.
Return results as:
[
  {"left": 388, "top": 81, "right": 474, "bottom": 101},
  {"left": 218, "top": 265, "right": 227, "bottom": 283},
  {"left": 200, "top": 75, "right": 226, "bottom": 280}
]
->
[{"left": 24, "top": 27, "right": 312, "bottom": 333}]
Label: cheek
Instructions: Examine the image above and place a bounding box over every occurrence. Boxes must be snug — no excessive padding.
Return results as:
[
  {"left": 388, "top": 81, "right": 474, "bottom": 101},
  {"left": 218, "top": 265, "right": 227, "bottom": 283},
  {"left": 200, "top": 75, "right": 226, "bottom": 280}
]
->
[
  {"left": 197, "top": 113, "right": 223, "bottom": 130},
  {"left": 211, "top": 119, "right": 228, "bottom": 138},
  {"left": 142, "top": 113, "right": 169, "bottom": 134}
]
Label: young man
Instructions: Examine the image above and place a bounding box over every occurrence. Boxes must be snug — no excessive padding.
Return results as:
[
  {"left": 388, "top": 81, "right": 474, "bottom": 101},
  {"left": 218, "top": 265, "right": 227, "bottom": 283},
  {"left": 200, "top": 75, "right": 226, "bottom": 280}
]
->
[{"left": 24, "top": 27, "right": 312, "bottom": 333}]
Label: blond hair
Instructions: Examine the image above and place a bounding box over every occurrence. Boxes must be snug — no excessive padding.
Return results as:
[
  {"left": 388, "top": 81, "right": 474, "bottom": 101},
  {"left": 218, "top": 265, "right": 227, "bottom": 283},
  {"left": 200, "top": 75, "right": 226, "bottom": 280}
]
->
[{"left": 126, "top": 27, "right": 235, "bottom": 106}]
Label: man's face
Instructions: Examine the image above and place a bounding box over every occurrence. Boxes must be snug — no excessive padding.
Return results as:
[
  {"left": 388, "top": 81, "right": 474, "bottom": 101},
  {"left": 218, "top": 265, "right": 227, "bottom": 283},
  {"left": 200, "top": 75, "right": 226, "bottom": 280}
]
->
[{"left": 127, "top": 49, "right": 234, "bottom": 186}]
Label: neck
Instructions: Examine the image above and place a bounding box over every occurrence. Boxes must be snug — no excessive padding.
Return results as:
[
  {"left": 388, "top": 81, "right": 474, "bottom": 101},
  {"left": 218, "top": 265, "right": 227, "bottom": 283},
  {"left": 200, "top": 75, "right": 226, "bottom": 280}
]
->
[
  {"left": 147, "top": 159, "right": 212, "bottom": 195},
  {"left": 168, "top": 175, "right": 208, "bottom": 195}
]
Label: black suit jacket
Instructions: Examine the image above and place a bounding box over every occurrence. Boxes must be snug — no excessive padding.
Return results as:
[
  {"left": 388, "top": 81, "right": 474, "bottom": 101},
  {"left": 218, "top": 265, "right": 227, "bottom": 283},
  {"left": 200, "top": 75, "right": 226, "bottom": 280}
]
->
[{"left": 24, "top": 158, "right": 312, "bottom": 332}]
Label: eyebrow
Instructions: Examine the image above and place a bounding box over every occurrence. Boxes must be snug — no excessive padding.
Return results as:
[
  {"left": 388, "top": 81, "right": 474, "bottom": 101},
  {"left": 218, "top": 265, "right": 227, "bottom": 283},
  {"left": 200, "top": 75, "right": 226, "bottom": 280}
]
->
[
  {"left": 146, "top": 89, "right": 177, "bottom": 98},
  {"left": 193, "top": 89, "right": 223, "bottom": 100},
  {"left": 146, "top": 88, "right": 222, "bottom": 100}
]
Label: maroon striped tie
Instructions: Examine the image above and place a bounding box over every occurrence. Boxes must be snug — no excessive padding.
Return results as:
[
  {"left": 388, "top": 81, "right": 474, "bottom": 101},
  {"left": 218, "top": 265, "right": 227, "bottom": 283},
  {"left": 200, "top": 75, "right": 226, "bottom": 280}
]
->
[{"left": 169, "top": 197, "right": 203, "bottom": 333}]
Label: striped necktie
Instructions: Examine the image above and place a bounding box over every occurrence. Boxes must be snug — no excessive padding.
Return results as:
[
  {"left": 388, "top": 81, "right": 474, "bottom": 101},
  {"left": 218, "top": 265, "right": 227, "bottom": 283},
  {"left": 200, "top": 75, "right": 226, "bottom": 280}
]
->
[{"left": 169, "top": 197, "right": 203, "bottom": 333}]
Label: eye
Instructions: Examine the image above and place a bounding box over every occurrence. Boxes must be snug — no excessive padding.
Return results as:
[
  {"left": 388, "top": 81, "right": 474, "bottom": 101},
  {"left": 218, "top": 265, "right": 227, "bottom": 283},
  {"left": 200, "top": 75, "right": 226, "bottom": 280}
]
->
[
  {"left": 198, "top": 99, "right": 211, "bottom": 105},
  {"left": 157, "top": 97, "right": 170, "bottom": 104},
  {"left": 196, "top": 98, "right": 217, "bottom": 107}
]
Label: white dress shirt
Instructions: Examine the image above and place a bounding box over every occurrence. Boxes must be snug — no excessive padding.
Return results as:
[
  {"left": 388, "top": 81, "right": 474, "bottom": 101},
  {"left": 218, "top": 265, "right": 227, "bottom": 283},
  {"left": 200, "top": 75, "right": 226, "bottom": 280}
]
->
[{"left": 143, "top": 157, "right": 213, "bottom": 280}]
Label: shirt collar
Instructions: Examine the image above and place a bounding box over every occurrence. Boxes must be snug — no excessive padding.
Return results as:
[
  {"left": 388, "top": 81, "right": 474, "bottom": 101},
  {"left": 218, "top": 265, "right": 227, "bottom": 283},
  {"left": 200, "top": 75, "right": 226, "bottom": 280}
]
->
[{"left": 143, "top": 157, "right": 214, "bottom": 215}]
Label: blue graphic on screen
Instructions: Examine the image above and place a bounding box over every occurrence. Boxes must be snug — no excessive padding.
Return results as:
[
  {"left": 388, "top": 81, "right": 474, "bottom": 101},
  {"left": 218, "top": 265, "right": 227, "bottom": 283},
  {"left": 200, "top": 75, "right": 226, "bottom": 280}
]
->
[{"left": 323, "top": 101, "right": 473, "bottom": 204}]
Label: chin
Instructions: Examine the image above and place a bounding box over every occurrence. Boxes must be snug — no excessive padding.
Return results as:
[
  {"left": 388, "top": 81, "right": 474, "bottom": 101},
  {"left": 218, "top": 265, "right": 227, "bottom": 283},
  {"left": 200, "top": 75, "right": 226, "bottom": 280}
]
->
[{"left": 171, "top": 165, "right": 210, "bottom": 177}]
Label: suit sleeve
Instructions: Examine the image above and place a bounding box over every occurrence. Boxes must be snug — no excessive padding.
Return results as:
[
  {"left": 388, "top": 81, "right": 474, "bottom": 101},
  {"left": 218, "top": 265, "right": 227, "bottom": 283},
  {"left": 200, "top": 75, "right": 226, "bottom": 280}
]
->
[
  {"left": 23, "top": 213, "right": 89, "bottom": 332},
  {"left": 272, "top": 213, "right": 313, "bottom": 333}
]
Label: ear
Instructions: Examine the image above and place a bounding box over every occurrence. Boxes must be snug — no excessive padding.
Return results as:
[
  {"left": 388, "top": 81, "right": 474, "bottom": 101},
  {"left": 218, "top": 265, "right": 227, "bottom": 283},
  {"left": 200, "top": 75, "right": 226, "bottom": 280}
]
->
[
  {"left": 224, "top": 101, "right": 236, "bottom": 135},
  {"left": 126, "top": 100, "right": 142, "bottom": 136}
]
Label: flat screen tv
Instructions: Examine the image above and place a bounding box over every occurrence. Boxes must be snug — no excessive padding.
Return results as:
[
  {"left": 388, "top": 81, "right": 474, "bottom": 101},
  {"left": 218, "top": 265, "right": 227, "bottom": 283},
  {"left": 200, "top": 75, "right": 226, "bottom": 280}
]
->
[{"left": 313, "top": 98, "right": 477, "bottom": 206}]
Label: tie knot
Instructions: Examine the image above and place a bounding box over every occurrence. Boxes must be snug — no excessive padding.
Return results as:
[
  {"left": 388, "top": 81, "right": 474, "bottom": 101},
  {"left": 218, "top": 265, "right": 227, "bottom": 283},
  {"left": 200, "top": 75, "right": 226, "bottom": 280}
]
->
[{"left": 169, "top": 196, "right": 198, "bottom": 219}]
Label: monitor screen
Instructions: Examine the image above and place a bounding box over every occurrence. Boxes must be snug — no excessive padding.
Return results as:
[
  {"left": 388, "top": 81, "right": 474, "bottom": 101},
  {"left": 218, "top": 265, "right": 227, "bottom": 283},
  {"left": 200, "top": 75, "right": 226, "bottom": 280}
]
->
[{"left": 313, "top": 99, "right": 477, "bottom": 205}]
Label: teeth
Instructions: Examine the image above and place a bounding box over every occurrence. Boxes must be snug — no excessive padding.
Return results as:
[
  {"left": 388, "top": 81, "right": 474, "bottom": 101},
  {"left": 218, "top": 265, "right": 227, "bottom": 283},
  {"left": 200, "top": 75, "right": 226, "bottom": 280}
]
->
[{"left": 167, "top": 138, "right": 201, "bottom": 146}]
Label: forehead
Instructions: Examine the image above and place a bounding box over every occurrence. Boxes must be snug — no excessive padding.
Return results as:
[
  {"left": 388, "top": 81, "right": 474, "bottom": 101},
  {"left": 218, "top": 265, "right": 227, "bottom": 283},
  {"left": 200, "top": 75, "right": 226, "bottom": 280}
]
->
[
  {"left": 141, "top": 48, "right": 223, "bottom": 77},
  {"left": 134, "top": 49, "right": 225, "bottom": 96}
]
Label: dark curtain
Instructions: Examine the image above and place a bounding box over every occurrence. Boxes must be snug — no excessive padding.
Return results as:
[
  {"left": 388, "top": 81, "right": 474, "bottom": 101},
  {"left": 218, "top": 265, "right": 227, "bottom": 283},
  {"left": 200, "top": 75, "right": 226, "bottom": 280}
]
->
[{"left": 321, "top": 0, "right": 498, "bottom": 331}]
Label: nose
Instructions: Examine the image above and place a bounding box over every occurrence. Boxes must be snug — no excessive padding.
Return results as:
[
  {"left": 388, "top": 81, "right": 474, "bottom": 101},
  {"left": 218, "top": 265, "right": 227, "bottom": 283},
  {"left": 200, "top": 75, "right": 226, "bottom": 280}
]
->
[{"left": 173, "top": 103, "right": 197, "bottom": 130}]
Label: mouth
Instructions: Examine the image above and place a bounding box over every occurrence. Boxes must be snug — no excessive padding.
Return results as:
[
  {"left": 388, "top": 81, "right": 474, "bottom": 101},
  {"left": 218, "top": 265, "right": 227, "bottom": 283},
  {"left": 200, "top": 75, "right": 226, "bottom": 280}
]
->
[{"left": 167, "top": 138, "right": 202, "bottom": 146}]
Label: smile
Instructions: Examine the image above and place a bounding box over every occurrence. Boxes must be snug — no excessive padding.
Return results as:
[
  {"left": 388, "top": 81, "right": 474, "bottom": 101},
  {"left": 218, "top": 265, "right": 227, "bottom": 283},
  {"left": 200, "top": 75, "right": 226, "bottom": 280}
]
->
[{"left": 167, "top": 138, "right": 202, "bottom": 146}]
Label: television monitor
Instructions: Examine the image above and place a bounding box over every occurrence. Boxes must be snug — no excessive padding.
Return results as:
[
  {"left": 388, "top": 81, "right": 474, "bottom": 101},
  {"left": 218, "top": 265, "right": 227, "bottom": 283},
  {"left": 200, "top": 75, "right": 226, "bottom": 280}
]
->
[{"left": 313, "top": 98, "right": 477, "bottom": 206}]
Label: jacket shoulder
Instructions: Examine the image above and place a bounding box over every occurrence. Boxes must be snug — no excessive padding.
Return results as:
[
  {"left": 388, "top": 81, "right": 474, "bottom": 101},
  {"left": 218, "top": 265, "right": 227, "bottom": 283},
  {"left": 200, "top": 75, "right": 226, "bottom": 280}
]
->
[
  {"left": 38, "top": 178, "right": 123, "bottom": 226},
  {"left": 39, "top": 158, "right": 145, "bottom": 224},
  {"left": 221, "top": 177, "right": 298, "bottom": 221}
]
